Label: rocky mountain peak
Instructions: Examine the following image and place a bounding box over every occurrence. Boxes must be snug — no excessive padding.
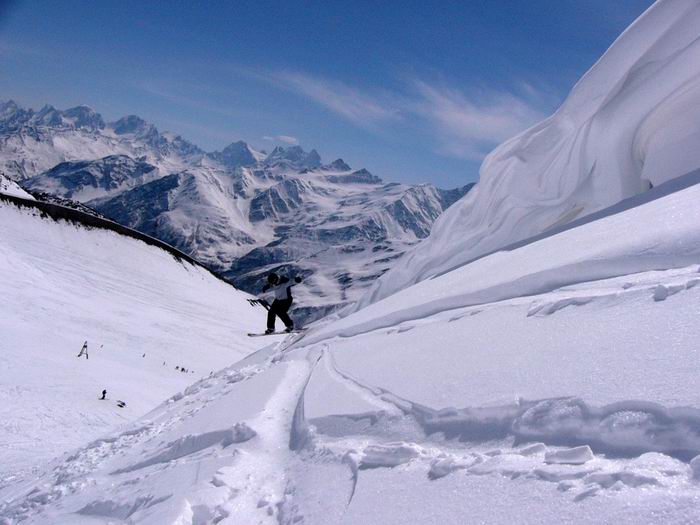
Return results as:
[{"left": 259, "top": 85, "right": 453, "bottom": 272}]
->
[
  {"left": 212, "top": 141, "right": 257, "bottom": 168},
  {"left": 265, "top": 145, "right": 321, "bottom": 169},
  {"left": 62, "top": 105, "right": 105, "bottom": 130},
  {"left": 325, "top": 158, "right": 351, "bottom": 171},
  {"left": 110, "top": 115, "right": 151, "bottom": 135},
  {"left": 0, "top": 100, "right": 20, "bottom": 116}
]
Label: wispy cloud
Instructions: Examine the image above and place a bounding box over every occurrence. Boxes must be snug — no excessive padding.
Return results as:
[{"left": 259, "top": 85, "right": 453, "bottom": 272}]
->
[
  {"left": 140, "top": 65, "right": 552, "bottom": 162},
  {"left": 136, "top": 80, "right": 242, "bottom": 119},
  {"left": 267, "top": 71, "right": 401, "bottom": 127},
  {"left": 263, "top": 134, "right": 299, "bottom": 145},
  {"left": 264, "top": 68, "right": 549, "bottom": 161},
  {"left": 410, "top": 81, "right": 548, "bottom": 160}
]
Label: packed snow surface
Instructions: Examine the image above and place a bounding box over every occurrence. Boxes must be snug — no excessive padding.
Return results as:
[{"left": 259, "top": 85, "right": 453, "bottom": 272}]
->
[
  {"left": 0, "top": 200, "right": 267, "bottom": 482},
  {"left": 2, "top": 153, "right": 700, "bottom": 523},
  {"left": 359, "top": 0, "right": 700, "bottom": 307}
]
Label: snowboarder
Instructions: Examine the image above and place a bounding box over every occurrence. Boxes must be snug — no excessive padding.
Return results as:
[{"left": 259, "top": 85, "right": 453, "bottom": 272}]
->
[
  {"left": 260, "top": 272, "right": 302, "bottom": 334},
  {"left": 77, "top": 341, "right": 88, "bottom": 360},
  {"left": 100, "top": 389, "right": 107, "bottom": 400}
]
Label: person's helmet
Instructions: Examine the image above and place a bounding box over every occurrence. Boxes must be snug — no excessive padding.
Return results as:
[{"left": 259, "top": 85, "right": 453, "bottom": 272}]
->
[{"left": 267, "top": 272, "right": 279, "bottom": 284}]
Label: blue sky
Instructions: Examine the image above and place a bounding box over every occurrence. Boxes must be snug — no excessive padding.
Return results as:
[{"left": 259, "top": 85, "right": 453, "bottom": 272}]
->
[{"left": 0, "top": 0, "right": 654, "bottom": 188}]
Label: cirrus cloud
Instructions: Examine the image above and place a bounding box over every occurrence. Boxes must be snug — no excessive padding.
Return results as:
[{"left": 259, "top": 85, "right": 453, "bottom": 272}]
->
[
  {"left": 264, "top": 69, "right": 550, "bottom": 161},
  {"left": 263, "top": 134, "right": 299, "bottom": 145}
]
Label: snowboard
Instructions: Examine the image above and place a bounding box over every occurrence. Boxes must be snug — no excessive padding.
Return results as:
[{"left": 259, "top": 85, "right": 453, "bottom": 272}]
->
[{"left": 247, "top": 329, "right": 304, "bottom": 337}]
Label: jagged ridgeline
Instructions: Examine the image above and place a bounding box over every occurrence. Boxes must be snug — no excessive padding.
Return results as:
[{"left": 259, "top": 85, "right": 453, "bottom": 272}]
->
[{"left": 0, "top": 100, "right": 472, "bottom": 321}]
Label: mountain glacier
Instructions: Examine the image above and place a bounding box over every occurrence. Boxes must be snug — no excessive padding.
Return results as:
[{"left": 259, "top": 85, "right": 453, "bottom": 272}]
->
[
  {"left": 0, "top": 100, "right": 471, "bottom": 319},
  {"left": 357, "top": 0, "right": 700, "bottom": 308}
]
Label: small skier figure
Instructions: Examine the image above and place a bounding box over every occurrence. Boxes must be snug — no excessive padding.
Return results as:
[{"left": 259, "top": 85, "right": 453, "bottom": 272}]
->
[
  {"left": 260, "top": 272, "right": 302, "bottom": 334},
  {"left": 77, "top": 341, "right": 89, "bottom": 360},
  {"left": 100, "top": 389, "right": 107, "bottom": 400}
]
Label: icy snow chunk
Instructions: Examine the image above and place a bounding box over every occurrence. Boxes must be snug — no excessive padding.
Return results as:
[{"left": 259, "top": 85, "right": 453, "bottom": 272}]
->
[
  {"left": 359, "top": 442, "right": 420, "bottom": 469},
  {"left": 545, "top": 446, "right": 594, "bottom": 465},
  {"left": 533, "top": 465, "right": 597, "bottom": 483},
  {"left": 518, "top": 443, "right": 547, "bottom": 456},
  {"left": 515, "top": 398, "right": 587, "bottom": 436},
  {"left": 527, "top": 296, "right": 595, "bottom": 317},
  {"left": 428, "top": 455, "right": 480, "bottom": 480},
  {"left": 112, "top": 424, "right": 255, "bottom": 474},
  {"left": 584, "top": 471, "right": 658, "bottom": 489}
]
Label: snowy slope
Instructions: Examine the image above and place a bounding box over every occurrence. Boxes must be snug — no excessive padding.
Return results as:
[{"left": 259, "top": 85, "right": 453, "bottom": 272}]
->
[
  {"left": 3, "top": 162, "right": 700, "bottom": 524},
  {"left": 0, "top": 174, "right": 33, "bottom": 199},
  {"left": 359, "top": 0, "right": 700, "bottom": 307},
  {"left": 0, "top": 197, "right": 269, "bottom": 485}
]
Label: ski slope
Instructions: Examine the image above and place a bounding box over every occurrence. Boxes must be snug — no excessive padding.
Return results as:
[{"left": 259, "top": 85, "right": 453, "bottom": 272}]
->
[
  {"left": 2, "top": 167, "right": 700, "bottom": 524},
  {"left": 0, "top": 197, "right": 270, "bottom": 485}
]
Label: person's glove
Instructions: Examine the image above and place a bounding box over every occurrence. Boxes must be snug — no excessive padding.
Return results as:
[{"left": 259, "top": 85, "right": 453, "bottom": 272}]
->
[{"left": 247, "top": 298, "right": 270, "bottom": 308}]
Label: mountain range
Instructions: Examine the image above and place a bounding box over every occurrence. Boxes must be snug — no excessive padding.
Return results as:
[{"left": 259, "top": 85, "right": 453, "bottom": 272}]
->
[{"left": 0, "top": 100, "right": 472, "bottom": 320}]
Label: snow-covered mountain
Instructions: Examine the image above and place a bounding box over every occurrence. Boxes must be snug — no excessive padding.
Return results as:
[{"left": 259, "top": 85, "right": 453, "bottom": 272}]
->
[
  {"left": 357, "top": 0, "right": 700, "bottom": 308},
  {"left": 24, "top": 155, "right": 159, "bottom": 201},
  {"left": 0, "top": 100, "right": 200, "bottom": 181},
  {"left": 95, "top": 153, "right": 468, "bottom": 321},
  {"left": 0, "top": 102, "right": 471, "bottom": 320}
]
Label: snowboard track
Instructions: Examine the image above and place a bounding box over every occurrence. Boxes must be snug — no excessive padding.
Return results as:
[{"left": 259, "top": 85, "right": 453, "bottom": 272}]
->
[{"left": 3, "top": 320, "right": 700, "bottom": 523}]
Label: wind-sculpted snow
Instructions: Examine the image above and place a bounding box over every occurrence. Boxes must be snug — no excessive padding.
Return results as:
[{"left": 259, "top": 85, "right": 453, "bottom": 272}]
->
[
  {"left": 360, "top": 0, "right": 700, "bottom": 306},
  {"left": 307, "top": 177, "right": 700, "bottom": 345}
]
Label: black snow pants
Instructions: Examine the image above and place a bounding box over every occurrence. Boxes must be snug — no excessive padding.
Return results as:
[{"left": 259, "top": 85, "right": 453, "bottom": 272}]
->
[{"left": 267, "top": 298, "right": 293, "bottom": 330}]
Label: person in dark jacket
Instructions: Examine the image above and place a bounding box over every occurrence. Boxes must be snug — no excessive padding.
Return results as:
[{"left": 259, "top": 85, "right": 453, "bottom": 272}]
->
[{"left": 261, "top": 272, "right": 302, "bottom": 334}]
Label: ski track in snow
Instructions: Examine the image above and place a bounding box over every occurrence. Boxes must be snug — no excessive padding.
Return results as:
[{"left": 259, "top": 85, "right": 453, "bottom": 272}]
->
[
  {"left": 0, "top": 335, "right": 319, "bottom": 524},
  {"left": 300, "top": 347, "right": 700, "bottom": 507},
  {"left": 3, "top": 269, "right": 700, "bottom": 523}
]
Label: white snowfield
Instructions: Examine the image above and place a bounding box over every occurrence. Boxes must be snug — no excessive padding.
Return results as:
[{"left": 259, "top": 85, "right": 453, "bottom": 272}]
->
[
  {"left": 2, "top": 164, "right": 700, "bottom": 523},
  {"left": 0, "top": 199, "right": 268, "bottom": 485},
  {"left": 359, "top": 0, "right": 700, "bottom": 307}
]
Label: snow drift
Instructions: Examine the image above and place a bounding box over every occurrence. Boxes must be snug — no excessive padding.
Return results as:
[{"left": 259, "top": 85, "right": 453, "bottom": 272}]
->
[{"left": 358, "top": 0, "right": 700, "bottom": 307}]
